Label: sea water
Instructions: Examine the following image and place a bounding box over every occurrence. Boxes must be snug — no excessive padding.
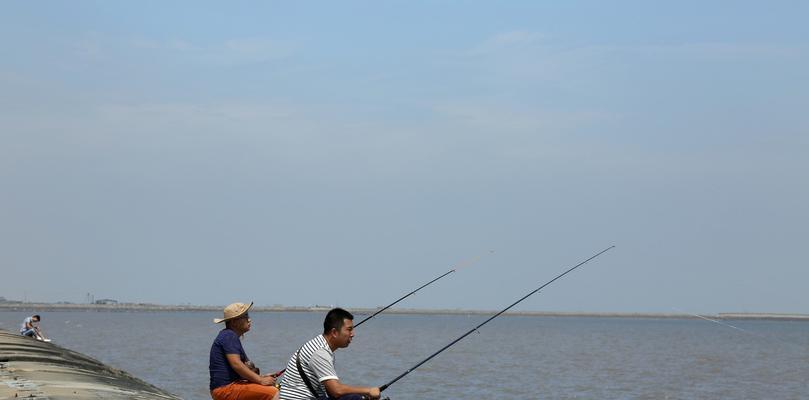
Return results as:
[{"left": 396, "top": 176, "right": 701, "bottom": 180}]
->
[{"left": 1, "top": 311, "right": 807, "bottom": 399}]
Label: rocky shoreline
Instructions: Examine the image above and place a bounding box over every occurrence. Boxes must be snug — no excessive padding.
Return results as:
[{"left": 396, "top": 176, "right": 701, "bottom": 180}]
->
[{"left": 0, "top": 329, "right": 180, "bottom": 399}]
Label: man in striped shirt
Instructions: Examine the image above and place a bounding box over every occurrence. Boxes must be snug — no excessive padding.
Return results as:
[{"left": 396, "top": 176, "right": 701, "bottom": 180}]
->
[{"left": 279, "top": 308, "right": 380, "bottom": 400}]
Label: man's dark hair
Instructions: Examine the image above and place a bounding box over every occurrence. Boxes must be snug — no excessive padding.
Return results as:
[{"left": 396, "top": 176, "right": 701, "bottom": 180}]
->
[
  {"left": 32, "top": 315, "right": 40, "bottom": 321},
  {"left": 323, "top": 308, "right": 353, "bottom": 335}
]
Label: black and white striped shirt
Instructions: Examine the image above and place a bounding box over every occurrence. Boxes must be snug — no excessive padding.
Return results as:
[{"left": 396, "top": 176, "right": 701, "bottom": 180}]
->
[{"left": 279, "top": 335, "right": 338, "bottom": 400}]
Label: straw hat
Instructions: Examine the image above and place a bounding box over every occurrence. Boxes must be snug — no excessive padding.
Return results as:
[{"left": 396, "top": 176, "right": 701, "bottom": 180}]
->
[{"left": 214, "top": 302, "right": 253, "bottom": 324}]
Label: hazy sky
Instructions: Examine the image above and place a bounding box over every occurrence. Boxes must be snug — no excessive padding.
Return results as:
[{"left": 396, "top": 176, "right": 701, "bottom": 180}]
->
[{"left": 2, "top": 1, "right": 807, "bottom": 314}]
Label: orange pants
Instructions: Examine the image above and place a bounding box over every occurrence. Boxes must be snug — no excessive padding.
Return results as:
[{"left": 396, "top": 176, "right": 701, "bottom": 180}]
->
[{"left": 211, "top": 381, "right": 278, "bottom": 400}]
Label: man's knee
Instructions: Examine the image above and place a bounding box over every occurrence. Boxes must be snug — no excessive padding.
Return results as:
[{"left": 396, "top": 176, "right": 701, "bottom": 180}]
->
[
  {"left": 252, "top": 385, "right": 278, "bottom": 399},
  {"left": 233, "top": 383, "right": 278, "bottom": 400},
  {"left": 333, "top": 395, "right": 369, "bottom": 400}
]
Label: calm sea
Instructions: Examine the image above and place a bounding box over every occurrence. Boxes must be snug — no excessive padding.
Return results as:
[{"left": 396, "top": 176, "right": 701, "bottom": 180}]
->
[{"left": 1, "top": 311, "right": 807, "bottom": 399}]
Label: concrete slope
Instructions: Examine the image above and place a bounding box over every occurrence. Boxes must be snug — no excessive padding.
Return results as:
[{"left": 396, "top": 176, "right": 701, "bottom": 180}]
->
[{"left": 0, "top": 330, "right": 181, "bottom": 399}]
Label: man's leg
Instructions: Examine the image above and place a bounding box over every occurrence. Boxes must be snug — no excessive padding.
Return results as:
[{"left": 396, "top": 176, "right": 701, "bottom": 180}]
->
[
  {"left": 223, "top": 382, "right": 278, "bottom": 400},
  {"left": 21, "top": 329, "right": 36, "bottom": 337},
  {"left": 332, "top": 395, "right": 368, "bottom": 400}
]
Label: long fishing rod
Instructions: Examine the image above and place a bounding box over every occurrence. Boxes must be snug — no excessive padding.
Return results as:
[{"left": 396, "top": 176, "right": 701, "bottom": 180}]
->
[
  {"left": 379, "top": 245, "right": 615, "bottom": 392},
  {"left": 675, "top": 308, "right": 805, "bottom": 350},
  {"left": 355, "top": 251, "right": 491, "bottom": 328},
  {"left": 273, "top": 253, "right": 490, "bottom": 377}
]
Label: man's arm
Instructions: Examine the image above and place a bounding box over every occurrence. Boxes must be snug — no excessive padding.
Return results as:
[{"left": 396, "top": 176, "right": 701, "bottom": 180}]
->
[
  {"left": 308, "top": 349, "right": 379, "bottom": 399},
  {"left": 322, "top": 379, "right": 380, "bottom": 399},
  {"left": 225, "top": 354, "right": 276, "bottom": 386}
]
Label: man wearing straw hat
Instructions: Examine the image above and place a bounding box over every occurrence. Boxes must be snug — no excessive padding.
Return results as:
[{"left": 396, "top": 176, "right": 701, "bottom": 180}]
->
[{"left": 209, "top": 301, "right": 279, "bottom": 400}]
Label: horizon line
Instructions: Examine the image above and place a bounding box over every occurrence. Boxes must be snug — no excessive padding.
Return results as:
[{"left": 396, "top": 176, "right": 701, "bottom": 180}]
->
[{"left": 1, "top": 301, "right": 807, "bottom": 321}]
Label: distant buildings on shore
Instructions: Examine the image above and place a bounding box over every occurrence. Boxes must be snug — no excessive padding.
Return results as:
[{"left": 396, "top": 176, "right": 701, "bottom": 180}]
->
[
  {"left": 0, "top": 296, "right": 22, "bottom": 304},
  {"left": 0, "top": 296, "right": 118, "bottom": 305}
]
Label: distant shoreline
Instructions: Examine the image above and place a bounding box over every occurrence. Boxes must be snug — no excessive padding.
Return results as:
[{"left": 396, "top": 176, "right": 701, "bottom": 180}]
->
[{"left": 1, "top": 302, "right": 807, "bottom": 321}]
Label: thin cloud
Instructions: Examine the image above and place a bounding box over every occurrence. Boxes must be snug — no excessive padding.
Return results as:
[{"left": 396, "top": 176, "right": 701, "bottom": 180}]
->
[
  {"left": 127, "top": 35, "right": 295, "bottom": 66},
  {"left": 131, "top": 37, "right": 196, "bottom": 51},
  {"left": 430, "top": 100, "right": 619, "bottom": 133},
  {"left": 471, "top": 30, "right": 547, "bottom": 55},
  {"left": 473, "top": 30, "right": 802, "bottom": 61}
]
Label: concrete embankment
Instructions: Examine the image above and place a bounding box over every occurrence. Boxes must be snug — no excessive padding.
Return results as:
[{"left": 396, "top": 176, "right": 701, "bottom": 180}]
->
[{"left": 0, "top": 329, "right": 180, "bottom": 399}]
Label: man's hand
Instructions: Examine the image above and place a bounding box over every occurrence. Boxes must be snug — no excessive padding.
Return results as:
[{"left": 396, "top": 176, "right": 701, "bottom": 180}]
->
[
  {"left": 368, "top": 387, "right": 381, "bottom": 399},
  {"left": 258, "top": 374, "right": 276, "bottom": 386}
]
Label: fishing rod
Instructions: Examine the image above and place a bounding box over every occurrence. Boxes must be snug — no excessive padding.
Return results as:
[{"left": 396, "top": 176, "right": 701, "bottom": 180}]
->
[
  {"left": 675, "top": 308, "right": 806, "bottom": 350},
  {"left": 378, "top": 245, "right": 615, "bottom": 393},
  {"left": 273, "top": 253, "right": 490, "bottom": 377},
  {"left": 355, "top": 251, "right": 491, "bottom": 328},
  {"left": 674, "top": 308, "right": 752, "bottom": 334}
]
